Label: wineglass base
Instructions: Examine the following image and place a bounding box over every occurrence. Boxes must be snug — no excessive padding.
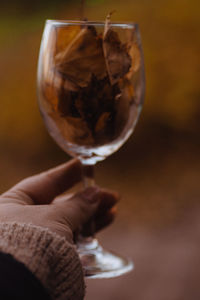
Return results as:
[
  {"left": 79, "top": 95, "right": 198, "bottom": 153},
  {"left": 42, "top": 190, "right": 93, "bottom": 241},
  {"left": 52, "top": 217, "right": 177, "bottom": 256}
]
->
[{"left": 77, "top": 238, "right": 134, "bottom": 279}]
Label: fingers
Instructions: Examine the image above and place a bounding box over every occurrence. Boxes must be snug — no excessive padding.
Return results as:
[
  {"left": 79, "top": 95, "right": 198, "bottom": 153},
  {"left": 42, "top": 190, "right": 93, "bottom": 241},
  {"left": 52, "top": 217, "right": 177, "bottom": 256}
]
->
[
  {"left": 94, "top": 189, "right": 119, "bottom": 216},
  {"left": 2, "top": 159, "right": 82, "bottom": 205},
  {"left": 89, "top": 206, "right": 117, "bottom": 234},
  {"left": 55, "top": 187, "right": 101, "bottom": 232},
  {"left": 81, "top": 190, "right": 118, "bottom": 236},
  {"left": 53, "top": 187, "right": 119, "bottom": 234}
]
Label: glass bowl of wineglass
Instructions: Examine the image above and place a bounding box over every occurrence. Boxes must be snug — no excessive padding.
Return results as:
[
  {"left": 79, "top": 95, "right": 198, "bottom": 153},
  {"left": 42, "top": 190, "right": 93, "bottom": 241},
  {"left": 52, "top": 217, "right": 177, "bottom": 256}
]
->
[{"left": 37, "top": 19, "right": 145, "bottom": 279}]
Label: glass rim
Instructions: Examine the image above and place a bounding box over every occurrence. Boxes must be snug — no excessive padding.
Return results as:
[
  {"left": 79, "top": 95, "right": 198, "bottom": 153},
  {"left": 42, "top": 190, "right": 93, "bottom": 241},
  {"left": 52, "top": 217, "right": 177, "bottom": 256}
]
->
[{"left": 46, "top": 19, "right": 138, "bottom": 29}]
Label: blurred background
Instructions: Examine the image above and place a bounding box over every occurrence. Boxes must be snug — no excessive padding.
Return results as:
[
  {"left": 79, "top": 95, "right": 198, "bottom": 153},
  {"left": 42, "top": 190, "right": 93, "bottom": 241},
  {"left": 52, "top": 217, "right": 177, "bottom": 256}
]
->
[{"left": 0, "top": 0, "right": 200, "bottom": 299}]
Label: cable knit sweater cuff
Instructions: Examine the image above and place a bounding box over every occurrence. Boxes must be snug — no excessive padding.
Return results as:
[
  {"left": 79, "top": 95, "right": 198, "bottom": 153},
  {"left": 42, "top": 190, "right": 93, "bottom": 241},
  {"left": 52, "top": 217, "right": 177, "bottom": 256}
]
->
[{"left": 0, "top": 222, "right": 85, "bottom": 300}]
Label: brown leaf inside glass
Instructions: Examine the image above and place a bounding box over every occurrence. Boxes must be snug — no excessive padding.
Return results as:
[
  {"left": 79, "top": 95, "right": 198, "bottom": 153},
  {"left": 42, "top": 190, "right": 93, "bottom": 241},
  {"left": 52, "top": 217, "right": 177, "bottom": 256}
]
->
[{"left": 42, "top": 23, "right": 140, "bottom": 146}]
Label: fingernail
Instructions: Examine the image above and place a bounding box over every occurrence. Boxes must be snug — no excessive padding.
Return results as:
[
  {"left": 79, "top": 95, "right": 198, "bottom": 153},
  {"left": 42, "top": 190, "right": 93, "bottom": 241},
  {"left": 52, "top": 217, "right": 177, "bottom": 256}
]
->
[{"left": 81, "top": 186, "right": 100, "bottom": 204}]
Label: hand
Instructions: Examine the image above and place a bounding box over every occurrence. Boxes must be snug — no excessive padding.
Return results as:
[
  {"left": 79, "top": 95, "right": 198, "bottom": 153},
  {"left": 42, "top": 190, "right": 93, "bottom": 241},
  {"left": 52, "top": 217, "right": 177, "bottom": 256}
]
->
[{"left": 0, "top": 159, "right": 118, "bottom": 244}]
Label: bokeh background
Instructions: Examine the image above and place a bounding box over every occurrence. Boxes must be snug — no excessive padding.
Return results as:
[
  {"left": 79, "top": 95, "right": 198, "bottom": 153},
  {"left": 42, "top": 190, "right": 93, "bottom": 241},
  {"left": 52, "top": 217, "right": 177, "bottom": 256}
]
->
[{"left": 0, "top": 0, "right": 200, "bottom": 299}]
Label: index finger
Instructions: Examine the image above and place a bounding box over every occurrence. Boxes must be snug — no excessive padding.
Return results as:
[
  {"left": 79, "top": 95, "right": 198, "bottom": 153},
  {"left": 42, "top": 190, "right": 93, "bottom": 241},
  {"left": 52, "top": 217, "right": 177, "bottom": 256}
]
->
[{"left": 2, "top": 159, "right": 82, "bottom": 205}]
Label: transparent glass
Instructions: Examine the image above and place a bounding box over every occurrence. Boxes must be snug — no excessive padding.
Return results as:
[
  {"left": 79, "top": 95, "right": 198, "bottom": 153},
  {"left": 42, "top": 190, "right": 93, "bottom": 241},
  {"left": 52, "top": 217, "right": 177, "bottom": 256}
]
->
[{"left": 37, "top": 20, "right": 145, "bottom": 278}]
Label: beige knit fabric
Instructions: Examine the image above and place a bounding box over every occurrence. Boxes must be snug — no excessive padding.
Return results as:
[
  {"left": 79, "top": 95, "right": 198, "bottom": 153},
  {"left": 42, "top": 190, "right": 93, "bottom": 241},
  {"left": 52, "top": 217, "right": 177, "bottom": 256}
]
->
[{"left": 0, "top": 222, "right": 85, "bottom": 300}]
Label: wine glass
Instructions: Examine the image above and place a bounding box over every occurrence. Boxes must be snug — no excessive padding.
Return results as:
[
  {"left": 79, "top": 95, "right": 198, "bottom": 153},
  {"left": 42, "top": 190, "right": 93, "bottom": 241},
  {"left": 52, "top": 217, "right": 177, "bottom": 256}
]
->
[{"left": 37, "top": 20, "right": 145, "bottom": 278}]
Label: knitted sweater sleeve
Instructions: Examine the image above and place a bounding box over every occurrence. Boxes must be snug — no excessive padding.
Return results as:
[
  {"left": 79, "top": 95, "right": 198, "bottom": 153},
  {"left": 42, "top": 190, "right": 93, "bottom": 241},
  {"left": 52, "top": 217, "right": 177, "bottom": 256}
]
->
[{"left": 0, "top": 222, "right": 85, "bottom": 300}]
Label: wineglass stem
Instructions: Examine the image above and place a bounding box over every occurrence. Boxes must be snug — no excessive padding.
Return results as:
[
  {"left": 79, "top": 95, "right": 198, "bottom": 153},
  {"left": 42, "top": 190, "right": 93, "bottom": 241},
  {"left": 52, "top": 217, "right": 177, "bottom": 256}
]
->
[
  {"left": 76, "top": 162, "right": 99, "bottom": 264},
  {"left": 82, "top": 163, "right": 96, "bottom": 236},
  {"left": 82, "top": 163, "right": 95, "bottom": 188}
]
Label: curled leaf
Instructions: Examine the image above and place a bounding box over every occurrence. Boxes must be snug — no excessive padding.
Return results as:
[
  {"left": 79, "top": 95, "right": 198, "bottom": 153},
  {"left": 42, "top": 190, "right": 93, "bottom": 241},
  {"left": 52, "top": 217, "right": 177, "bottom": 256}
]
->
[
  {"left": 55, "top": 25, "right": 107, "bottom": 88},
  {"left": 103, "top": 13, "right": 132, "bottom": 85},
  {"left": 95, "top": 112, "right": 111, "bottom": 132},
  {"left": 55, "top": 25, "right": 81, "bottom": 55},
  {"left": 126, "top": 43, "right": 141, "bottom": 79},
  {"left": 64, "top": 116, "right": 94, "bottom": 145}
]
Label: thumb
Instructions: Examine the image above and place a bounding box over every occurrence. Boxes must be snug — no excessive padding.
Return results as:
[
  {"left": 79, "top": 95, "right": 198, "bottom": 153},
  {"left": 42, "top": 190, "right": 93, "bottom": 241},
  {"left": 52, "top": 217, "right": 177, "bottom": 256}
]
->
[{"left": 54, "top": 187, "right": 100, "bottom": 232}]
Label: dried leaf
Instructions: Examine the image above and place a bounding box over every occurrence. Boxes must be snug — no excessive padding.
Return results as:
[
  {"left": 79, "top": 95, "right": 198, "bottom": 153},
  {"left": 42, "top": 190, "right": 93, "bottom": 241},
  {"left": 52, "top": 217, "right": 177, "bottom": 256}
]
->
[
  {"left": 95, "top": 112, "right": 110, "bottom": 132},
  {"left": 42, "top": 71, "right": 64, "bottom": 111},
  {"left": 42, "top": 82, "right": 58, "bottom": 111},
  {"left": 114, "top": 79, "right": 134, "bottom": 133},
  {"left": 103, "top": 15, "right": 132, "bottom": 85},
  {"left": 55, "top": 25, "right": 81, "bottom": 55},
  {"left": 126, "top": 43, "right": 141, "bottom": 79},
  {"left": 55, "top": 25, "right": 107, "bottom": 88},
  {"left": 103, "top": 11, "right": 116, "bottom": 38},
  {"left": 64, "top": 116, "right": 94, "bottom": 145},
  {"left": 73, "top": 75, "right": 120, "bottom": 136}
]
